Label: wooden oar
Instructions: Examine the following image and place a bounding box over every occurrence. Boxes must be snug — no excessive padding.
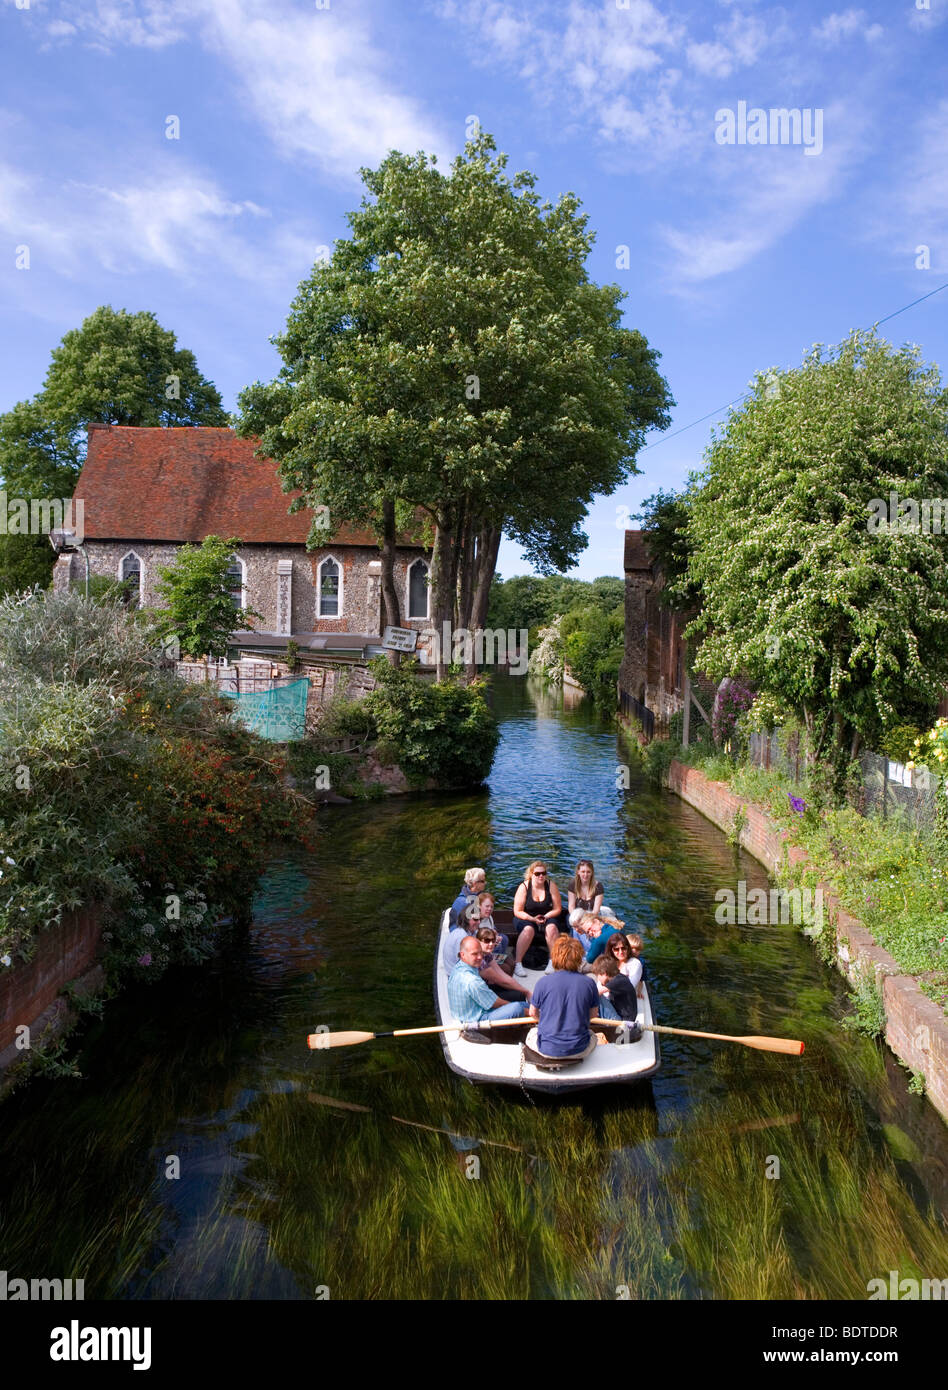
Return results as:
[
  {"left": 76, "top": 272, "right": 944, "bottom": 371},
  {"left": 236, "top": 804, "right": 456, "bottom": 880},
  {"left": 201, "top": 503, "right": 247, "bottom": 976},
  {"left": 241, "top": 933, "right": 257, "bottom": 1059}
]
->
[
  {"left": 307, "top": 1017, "right": 532, "bottom": 1050},
  {"left": 598, "top": 1018, "right": 804, "bottom": 1055}
]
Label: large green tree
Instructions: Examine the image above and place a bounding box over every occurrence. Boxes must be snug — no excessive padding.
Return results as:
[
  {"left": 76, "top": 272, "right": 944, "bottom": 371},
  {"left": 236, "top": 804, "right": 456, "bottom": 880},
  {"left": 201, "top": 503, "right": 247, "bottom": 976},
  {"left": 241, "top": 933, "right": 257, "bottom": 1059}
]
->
[
  {"left": 238, "top": 133, "right": 672, "bottom": 674},
  {"left": 0, "top": 307, "right": 228, "bottom": 595},
  {"left": 683, "top": 330, "right": 948, "bottom": 764},
  {"left": 42, "top": 305, "right": 228, "bottom": 436}
]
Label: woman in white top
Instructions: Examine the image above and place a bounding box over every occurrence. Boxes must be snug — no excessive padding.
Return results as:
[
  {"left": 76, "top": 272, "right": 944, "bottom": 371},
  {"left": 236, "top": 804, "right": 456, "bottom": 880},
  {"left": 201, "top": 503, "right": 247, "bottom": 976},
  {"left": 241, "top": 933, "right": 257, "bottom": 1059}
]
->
[{"left": 602, "top": 932, "right": 645, "bottom": 998}]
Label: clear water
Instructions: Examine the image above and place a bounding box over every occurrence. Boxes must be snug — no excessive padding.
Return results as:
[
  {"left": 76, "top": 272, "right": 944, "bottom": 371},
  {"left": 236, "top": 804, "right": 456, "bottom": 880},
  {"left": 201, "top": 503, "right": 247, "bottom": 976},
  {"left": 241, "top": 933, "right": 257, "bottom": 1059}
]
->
[{"left": 0, "top": 674, "right": 945, "bottom": 1299}]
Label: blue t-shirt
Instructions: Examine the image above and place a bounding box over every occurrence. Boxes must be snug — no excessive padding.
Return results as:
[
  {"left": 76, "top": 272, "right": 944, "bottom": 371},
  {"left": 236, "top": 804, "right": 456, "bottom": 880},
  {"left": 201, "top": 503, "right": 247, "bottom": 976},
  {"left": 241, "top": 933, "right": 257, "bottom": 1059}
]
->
[
  {"left": 531, "top": 971, "right": 599, "bottom": 1056},
  {"left": 584, "top": 925, "right": 620, "bottom": 964}
]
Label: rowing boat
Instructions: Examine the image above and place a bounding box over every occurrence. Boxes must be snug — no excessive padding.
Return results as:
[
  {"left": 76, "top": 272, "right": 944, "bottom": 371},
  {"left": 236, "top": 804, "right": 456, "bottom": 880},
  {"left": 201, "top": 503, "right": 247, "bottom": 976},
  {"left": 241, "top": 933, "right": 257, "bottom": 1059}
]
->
[{"left": 433, "top": 907, "right": 661, "bottom": 1094}]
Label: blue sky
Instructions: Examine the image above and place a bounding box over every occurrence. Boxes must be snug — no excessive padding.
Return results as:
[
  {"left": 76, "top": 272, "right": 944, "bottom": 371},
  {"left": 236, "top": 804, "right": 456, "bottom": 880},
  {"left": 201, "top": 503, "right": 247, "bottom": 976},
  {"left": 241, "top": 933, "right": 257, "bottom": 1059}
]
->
[{"left": 2, "top": 0, "right": 946, "bottom": 580}]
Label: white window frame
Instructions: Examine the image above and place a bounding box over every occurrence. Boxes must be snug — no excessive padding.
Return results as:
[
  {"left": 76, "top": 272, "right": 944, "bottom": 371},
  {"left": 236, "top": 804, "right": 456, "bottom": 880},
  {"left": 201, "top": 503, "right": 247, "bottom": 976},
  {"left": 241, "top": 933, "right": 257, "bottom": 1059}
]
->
[
  {"left": 406, "top": 556, "right": 430, "bottom": 620},
  {"left": 226, "top": 554, "right": 247, "bottom": 612},
  {"left": 118, "top": 550, "right": 144, "bottom": 605},
  {"left": 316, "top": 554, "right": 343, "bottom": 620}
]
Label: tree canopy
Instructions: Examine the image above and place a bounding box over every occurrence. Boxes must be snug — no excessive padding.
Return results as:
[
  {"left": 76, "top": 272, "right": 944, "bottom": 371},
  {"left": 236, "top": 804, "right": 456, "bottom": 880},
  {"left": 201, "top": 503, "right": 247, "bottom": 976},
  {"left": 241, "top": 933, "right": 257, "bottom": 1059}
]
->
[
  {"left": 682, "top": 329, "right": 948, "bottom": 760},
  {"left": 42, "top": 306, "right": 228, "bottom": 437},
  {"left": 238, "top": 132, "right": 672, "bottom": 673},
  {"left": 0, "top": 307, "right": 228, "bottom": 596}
]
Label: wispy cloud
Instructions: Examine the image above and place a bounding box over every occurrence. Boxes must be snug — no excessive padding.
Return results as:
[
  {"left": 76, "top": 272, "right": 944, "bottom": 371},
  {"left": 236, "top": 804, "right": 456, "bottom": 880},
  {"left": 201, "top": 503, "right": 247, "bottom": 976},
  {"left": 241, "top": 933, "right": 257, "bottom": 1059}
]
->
[
  {"left": 658, "top": 103, "right": 865, "bottom": 286},
  {"left": 36, "top": 0, "right": 190, "bottom": 50},
  {"left": 862, "top": 98, "right": 948, "bottom": 272},
  {"left": 31, "top": 0, "right": 451, "bottom": 178},
  {"left": 0, "top": 158, "right": 309, "bottom": 284},
  {"left": 194, "top": 0, "right": 452, "bottom": 179},
  {"left": 812, "top": 10, "right": 883, "bottom": 45}
]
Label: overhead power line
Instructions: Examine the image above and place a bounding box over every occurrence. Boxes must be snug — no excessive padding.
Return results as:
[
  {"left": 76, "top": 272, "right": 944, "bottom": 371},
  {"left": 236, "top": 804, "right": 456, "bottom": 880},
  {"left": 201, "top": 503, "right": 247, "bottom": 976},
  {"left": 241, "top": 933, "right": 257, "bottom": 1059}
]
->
[{"left": 641, "top": 278, "right": 948, "bottom": 454}]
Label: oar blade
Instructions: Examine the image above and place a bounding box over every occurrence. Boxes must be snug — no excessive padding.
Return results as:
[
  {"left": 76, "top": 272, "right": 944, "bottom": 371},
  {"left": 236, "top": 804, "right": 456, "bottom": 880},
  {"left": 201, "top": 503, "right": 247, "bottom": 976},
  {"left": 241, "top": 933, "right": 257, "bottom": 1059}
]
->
[
  {"left": 308, "top": 1030, "right": 376, "bottom": 1049},
  {"left": 740, "top": 1035, "right": 805, "bottom": 1055}
]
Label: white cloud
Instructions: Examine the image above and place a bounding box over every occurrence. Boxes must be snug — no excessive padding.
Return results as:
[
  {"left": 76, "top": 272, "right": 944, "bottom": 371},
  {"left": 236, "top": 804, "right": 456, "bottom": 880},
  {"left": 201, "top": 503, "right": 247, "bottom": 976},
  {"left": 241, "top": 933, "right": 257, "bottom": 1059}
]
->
[
  {"left": 863, "top": 99, "right": 948, "bottom": 270},
  {"left": 658, "top": 103, "right": 863, "bottom": 285},
  {"left": 39, "top": 0, "right": 451, "bottom": 178},
  {"left": 42, "top": 0, "right": 190, "bottom": 50},
  {"left": 194, "top": 0, "right": 452, "bottom": 179},
  {"left": 687, "top": 41, "right": 734, "bottom": 78},
  {"left": 811, "top": 9, "right": 883, "bottom": 45},
  {"left": 0, "top": 159, "right": 315, "bottom": 285}
]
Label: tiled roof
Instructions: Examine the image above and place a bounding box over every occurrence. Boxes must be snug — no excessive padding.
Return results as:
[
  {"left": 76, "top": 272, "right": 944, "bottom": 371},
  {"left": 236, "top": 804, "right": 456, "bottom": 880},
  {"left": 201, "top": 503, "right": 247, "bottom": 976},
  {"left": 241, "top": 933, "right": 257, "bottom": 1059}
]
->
[
  {"left": 75, "top": 425, "right": 425, "bottom": 547},
  {"left": 624, "top": 529, "right": 653, "bottom": 572}
]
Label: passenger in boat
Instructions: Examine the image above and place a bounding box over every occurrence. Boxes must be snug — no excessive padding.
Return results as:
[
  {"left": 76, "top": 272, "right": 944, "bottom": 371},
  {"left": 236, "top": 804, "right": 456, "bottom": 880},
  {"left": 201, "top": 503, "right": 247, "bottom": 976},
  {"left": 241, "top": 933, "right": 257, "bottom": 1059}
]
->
[
  {"left": 480, "top": 891, "right": 531, "bottom": 978},
  {"left": 590, "top": 956, "right": 640, "bottom": 1022},
  {"left": 567, "top": 859, "right": 604, "bottom": 918},
  {"left": 443, "top": 901, "right": 490, "bottom": 975},
  {"left": 603, "top": 932, "right": 645, "bottom": 998},
  {"left": 527, "top": 935, "right": 603, "bottom": 1057},
  {"left": 447, "top": 936, "right": 528, "bottom": 1024},
  {"left": 514, "top": 861, "right": 568, "bottom": 956},
  {"left": 476, "top": 927, "right": 531, "bottom": 1002},
  {"left": 450, "top": 867, "right": 487, "bottom": 926},
  {"left": 576, "top": 910, "right": 624, "bottom": 968}
]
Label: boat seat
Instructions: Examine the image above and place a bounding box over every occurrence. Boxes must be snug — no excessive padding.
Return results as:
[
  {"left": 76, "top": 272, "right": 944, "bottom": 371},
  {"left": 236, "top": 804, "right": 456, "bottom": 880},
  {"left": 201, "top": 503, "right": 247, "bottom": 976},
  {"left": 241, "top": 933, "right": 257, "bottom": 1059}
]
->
[{"left": 523, "top": 1030, "right": 598, "bottom": 1070}]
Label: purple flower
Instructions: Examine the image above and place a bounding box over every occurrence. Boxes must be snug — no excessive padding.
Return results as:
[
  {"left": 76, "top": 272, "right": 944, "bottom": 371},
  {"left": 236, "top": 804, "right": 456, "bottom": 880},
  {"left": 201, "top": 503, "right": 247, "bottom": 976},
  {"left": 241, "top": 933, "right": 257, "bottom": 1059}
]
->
[
  {"left": 789, "top": 795, "right": 807, "bottom": 814},
  {"left": 137, "top": 953, "right": 152, "bottom": 966}
]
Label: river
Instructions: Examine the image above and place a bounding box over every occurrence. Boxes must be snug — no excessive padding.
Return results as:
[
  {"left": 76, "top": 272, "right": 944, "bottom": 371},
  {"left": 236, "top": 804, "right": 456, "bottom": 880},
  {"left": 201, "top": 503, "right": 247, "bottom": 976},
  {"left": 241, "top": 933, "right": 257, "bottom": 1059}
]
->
[{"left": 0, "top": 673, "right": 946, "bottom": 1299}]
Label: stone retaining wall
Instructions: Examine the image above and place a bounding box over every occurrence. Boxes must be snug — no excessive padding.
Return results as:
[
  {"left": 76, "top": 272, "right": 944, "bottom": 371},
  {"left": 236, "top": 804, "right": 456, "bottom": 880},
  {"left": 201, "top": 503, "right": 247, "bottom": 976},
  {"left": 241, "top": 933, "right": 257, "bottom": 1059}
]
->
[{"left": 665, "top": 758, "right": 948, "bottom": 1126}]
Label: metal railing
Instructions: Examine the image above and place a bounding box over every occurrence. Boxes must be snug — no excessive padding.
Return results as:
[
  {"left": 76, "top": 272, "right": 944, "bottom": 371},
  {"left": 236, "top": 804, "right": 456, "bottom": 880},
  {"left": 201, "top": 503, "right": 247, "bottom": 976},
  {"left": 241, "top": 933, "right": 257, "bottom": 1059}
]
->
[{"left": 618, "top": 687, "right": 655, "bottom": 739}]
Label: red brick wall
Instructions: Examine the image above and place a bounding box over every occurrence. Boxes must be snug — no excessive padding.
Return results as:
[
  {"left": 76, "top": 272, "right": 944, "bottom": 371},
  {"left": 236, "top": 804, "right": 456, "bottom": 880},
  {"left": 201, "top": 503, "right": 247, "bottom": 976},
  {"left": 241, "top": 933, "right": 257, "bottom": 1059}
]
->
[
  {"left": 665, "top": 759, "right": 948, "bottom": 1125},
  {"left": 0, "top": 906, "right": 103, "bottom": 1052}
]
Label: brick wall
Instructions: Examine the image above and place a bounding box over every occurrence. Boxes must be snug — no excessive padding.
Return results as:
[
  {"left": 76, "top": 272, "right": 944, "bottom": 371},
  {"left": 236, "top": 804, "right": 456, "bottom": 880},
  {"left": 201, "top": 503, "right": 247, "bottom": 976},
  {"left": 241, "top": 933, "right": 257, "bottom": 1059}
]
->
[
  {"left": 665, "top": 758, "right": 948, "bottom": 1126},
  {"left": 0, "top": 906, "right": 104, "bottom": 1059}
]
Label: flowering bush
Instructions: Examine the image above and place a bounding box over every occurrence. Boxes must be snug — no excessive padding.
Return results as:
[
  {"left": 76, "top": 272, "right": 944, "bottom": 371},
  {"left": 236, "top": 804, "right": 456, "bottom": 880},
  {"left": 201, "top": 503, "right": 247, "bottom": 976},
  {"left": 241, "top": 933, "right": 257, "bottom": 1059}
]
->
[
  {"left": 712, "top": 678, "right": 755, "bottom": 746},
  {"left": 527, "top": 616, "right": 565, "bottom": 686},
  {"left": 0, "top": 589, "right": 310, "bottom": 976},
  {"left": 742, "top": 691, "right": 789, "bottom": 735},
  {"left": 908, "top": 718, "right": 948, "bottom": 776}
]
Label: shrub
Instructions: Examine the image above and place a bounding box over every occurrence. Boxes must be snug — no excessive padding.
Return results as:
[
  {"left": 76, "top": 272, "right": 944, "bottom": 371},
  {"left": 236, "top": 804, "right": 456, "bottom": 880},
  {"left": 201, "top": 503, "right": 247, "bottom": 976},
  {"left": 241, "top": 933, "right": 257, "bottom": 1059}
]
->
[
  {"left": 361, "top": 657, "right": 499, "bottom": 787},
  {"left": 0, "top": 590, "right": 308, "bottom": 976}
]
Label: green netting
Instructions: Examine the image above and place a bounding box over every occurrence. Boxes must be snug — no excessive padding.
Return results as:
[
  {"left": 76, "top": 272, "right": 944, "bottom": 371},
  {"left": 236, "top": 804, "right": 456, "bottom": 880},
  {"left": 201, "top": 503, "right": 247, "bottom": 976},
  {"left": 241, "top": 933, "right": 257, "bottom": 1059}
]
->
[{"left": 220, "top": 678, "right": 308, "bottom": 741}]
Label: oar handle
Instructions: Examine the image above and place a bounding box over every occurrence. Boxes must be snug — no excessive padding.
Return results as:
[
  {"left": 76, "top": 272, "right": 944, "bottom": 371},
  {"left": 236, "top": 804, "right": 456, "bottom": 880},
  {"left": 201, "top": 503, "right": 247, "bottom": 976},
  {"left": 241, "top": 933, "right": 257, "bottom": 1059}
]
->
[
  {"left": 595, "top": 1019, "right": 804, "bottom": 1056},
  {"left": 308, "top": 1015, "right": 533, "bottom": 1049}
]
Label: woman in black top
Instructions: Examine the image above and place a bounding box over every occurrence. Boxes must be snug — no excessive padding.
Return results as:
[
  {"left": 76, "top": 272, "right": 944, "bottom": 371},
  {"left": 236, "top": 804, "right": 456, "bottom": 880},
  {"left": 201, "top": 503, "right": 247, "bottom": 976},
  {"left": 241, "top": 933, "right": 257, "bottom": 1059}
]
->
[
  {"left": 567, "top": 859, "right": 604, "bottom": 916},
  {"left": 514, "top": 860, "right": 566, "bottom": 958}
]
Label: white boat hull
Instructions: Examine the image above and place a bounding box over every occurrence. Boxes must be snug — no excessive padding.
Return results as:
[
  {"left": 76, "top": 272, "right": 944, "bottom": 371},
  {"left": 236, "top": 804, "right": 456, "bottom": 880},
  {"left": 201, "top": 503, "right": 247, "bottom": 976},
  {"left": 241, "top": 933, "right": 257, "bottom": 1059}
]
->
[{"left": 434, "top": 909, "right": 661, "bottom": 1094}]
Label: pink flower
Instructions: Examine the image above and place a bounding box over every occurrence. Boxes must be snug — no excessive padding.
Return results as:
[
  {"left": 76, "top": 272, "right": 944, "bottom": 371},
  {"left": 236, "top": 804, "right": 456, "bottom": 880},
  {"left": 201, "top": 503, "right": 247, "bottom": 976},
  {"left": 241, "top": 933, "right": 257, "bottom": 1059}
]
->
[{"left": 137, "top": 953, "right": 152, "bottom": 966}]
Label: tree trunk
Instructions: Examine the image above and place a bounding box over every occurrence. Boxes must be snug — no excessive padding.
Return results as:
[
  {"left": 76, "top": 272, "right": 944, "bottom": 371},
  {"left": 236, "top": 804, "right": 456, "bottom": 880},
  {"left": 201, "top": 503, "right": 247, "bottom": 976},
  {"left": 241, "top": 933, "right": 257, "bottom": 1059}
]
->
[
  {"left": 467, "top": 523, "right": 502, "bottom": 680},
  {"left": 429, "top": 506, "right": 457, "bottom": 679},
  {"left": 470, "top": 524, "right": 501, "bottom": 633},
  {"left": 455, "top": 500, "right": 475, "bottom": 636},
  {"left": 379, "top": 496, "right": 401, "bottom": 667}
]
